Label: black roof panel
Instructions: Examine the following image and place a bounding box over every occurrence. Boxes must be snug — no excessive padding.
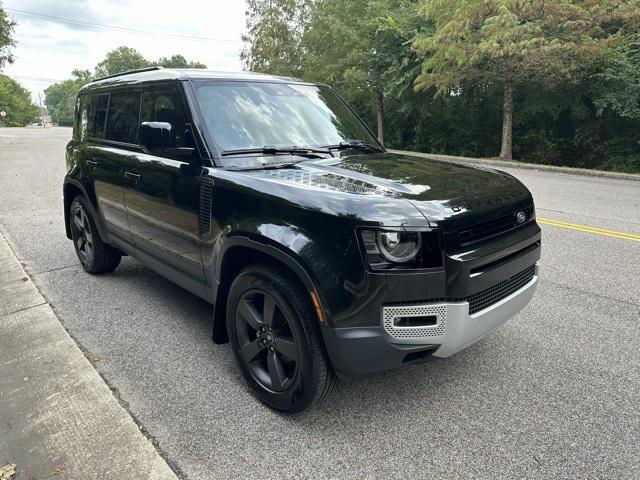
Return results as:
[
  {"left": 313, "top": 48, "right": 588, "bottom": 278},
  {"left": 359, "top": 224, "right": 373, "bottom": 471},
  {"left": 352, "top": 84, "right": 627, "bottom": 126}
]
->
[{"left": 80, "top": 67, "right": 314, "bottom": 92}]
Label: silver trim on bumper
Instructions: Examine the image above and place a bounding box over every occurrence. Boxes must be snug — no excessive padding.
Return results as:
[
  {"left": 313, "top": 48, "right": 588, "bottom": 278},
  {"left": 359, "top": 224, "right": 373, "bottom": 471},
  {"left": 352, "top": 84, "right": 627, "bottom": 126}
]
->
[{"left": 381, "top": 264, "right": 539, "bottom": 357}]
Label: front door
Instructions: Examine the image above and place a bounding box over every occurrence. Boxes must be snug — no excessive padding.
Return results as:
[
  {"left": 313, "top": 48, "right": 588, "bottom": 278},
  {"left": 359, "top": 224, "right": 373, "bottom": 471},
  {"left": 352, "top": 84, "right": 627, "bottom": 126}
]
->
[{"left": 123, "top": 86, "right": 206, "bottom": 296}]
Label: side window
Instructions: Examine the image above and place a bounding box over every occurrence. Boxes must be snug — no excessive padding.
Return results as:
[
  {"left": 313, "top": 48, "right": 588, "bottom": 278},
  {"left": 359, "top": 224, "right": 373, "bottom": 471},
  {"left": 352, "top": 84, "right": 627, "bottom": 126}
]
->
[
  {"left": 73, "top": 96, "right": 87, "bottom": 140},
  {"left": 141, "top": 88, "right": 188, "bottom": 149},
  {"left": 105, "top": 91, "right": 141, "bottom": 144},
  {"left": 87, "top": 94, "right": 109, "bottom": 139}
]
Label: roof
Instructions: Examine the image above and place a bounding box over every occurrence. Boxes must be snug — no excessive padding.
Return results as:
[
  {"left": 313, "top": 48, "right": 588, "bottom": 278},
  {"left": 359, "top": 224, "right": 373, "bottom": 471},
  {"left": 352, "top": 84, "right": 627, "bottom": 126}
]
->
[{"left": 80, "top": 67, "right": 314, "bottom": 92}]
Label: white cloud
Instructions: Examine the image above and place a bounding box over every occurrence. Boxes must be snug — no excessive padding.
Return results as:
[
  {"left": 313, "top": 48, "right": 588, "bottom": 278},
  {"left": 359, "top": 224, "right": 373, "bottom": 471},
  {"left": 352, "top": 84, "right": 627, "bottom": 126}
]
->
[{"left": 2, "top": 0, "right": 248, "bottom": 102}]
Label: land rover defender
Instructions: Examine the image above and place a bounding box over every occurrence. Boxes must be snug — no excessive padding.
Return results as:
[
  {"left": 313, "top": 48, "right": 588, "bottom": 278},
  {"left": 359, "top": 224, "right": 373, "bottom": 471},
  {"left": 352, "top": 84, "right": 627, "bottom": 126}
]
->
[{"left": 64, "top": 67, "right": 541, "bottom": 412}]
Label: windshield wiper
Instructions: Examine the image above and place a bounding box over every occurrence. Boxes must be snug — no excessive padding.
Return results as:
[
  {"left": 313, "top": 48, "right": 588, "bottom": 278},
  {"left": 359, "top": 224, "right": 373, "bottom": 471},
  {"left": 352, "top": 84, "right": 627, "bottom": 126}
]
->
[
  {"left": 221, "top": 146, "right": 332, "bottom": 158},
  {"left": 323, "top": 141, "right": 384, "bottom": 153}
]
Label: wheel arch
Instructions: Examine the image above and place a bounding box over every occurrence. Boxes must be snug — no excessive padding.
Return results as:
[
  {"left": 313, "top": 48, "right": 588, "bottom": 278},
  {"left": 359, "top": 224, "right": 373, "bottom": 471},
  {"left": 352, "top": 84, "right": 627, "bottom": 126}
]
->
[
  {"left": 63, "top": 179, "right": 107, "bottom": 241},
  {"left": 211, "top": 236, "right": 328, "bottom": 345}
]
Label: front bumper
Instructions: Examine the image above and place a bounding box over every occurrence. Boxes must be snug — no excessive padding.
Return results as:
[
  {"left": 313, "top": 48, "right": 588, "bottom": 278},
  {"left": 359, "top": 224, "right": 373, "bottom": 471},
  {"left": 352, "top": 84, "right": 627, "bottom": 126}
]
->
[
  {"left": 384, "top": 264, "right": 539, "bottom": 357},
  {"left": 324, "top": 263, "right": 539, "bottom": 379}
]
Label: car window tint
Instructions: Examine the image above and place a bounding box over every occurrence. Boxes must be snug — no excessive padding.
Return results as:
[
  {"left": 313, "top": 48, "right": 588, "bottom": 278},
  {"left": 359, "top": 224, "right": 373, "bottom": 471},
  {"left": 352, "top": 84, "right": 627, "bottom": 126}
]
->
[
  {"left": 88, "top": 94, "right": 109, "bottom": 139},
  {"left": 141, "top": 88, "right": 187, "bottom": 149},
  {"left": 74, "top": 96, "right": 88, "bottom": 140},
  {"left": 105, "top": 92, "right": 141, "bottom": 144},
  {"left": 194, "top": 82, "right": 378, "bottom": 152}
]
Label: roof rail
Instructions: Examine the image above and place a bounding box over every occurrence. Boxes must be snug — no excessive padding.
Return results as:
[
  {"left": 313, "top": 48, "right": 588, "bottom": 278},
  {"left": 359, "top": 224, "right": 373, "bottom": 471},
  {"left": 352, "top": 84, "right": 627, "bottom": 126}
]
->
[{"left": 95, "top": 66, "right": 164, "bottom": 82}]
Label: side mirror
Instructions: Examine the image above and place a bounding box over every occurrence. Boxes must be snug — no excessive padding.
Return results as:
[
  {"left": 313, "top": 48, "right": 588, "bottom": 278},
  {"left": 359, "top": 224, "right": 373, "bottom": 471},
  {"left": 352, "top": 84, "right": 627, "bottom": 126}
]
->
[
  {"left": 139, "top": 121, "right": 171, "bottom": 155},
  {"left": 139, "top": 121, "right": 196, "bottom": 159}
]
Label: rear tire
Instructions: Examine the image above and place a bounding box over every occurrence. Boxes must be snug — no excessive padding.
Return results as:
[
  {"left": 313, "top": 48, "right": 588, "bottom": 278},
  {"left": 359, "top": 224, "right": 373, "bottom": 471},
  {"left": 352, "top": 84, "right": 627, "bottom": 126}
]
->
[
  {"left": 70, "top": 196, "right": 121, "bottom": 274},
  {"left": 226, "top": 263, "right": 336, "bottom": 412}
]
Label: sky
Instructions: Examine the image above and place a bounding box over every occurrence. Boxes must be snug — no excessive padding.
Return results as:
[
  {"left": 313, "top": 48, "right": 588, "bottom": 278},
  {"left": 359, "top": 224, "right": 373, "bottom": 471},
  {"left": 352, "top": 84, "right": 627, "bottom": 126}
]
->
[{"left": 2, "top": 0, "right": 248, "bottom": 103}]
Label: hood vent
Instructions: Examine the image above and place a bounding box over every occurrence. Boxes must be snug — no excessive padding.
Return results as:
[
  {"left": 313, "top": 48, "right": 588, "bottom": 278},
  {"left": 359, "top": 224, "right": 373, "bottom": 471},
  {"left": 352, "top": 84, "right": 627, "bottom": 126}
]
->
[{"left": 252, "top": 168, "right": 395, "bottom": 196}]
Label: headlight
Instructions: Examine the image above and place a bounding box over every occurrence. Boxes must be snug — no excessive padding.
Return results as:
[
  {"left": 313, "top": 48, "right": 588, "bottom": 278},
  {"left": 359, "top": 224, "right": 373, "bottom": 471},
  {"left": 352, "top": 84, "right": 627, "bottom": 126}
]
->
[
  {"left": 376, "top": 231, "right": 421, "bottom": 263},
  {"left": 359, "top": 229, "right": 442, "bottom": 270}
]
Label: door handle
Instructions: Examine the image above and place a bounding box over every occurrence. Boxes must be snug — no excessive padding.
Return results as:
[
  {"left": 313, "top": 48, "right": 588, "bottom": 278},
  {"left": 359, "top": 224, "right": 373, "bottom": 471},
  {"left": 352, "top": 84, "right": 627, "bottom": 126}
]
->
[
  {"left": 125, "top": 171, "right": 142, "bottom": 182},
  {"left": 86, "top": 159, "right": 98, "bottom": 168}
]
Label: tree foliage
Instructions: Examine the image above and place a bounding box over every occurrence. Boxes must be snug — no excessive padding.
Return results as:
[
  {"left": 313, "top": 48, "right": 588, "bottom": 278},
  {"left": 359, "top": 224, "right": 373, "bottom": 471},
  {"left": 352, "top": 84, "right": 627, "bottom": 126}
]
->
[
  {"left": 241, "top": 0, "right": 640, "bottom": 172},
  {"left": 94, "top": 46, "right": 150, "bottom": 78},
  {"left": 242, "top": 0, "right": 422, "bottom": 144},
  {"left": 241, "top": 0, "right": 308, "bottom": 77},
  {"left": 43, "top": 47, "right": 207, "bottom": 126},
  {"left": 413, "top": 0, "right": 631, "bottom": 159},
  {"left": 0, "top": 2, "right": 15, "bottom": 70},
  {"left": 157, "top": 54, "right": 207, "bottom": 69},
  {"left": 0, "top": 74, "right": 38, "bottom": 126},
  {"left": 44, "top": 70, "right": 92, "bottom": 126}
]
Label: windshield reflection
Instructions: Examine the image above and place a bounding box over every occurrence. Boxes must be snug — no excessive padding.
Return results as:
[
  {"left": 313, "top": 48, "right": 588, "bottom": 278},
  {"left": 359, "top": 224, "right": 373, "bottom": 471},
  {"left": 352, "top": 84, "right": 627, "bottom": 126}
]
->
[{"left": 194, "top": 81, "right": 378, "bottom": 158}]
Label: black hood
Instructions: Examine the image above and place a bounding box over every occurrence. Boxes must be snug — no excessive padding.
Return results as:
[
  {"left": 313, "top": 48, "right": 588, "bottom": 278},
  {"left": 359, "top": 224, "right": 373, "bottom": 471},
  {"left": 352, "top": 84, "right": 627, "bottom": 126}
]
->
[
  {"left": 307, "top": 152, "right": 533, "bottom": 230},
  {"left": 225, "top": 151, "right": 533, "bottom": 231}
]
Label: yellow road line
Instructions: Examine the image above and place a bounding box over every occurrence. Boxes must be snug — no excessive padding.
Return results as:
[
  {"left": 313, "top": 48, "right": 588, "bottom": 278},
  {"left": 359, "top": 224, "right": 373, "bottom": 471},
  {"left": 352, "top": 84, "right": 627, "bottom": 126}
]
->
[{"left": 537, "top": 217, "right": 640, "bottom": 243}]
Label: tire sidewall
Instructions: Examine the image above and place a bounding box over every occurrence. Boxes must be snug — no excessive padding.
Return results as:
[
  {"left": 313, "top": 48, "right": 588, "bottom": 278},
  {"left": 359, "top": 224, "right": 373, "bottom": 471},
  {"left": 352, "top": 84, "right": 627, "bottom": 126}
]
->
[
  {"left": 70, "top": 196, "right": 96, "bottom": 271},
  {"left": 227, "top": 267, "right": 316, "bottom": 412}
]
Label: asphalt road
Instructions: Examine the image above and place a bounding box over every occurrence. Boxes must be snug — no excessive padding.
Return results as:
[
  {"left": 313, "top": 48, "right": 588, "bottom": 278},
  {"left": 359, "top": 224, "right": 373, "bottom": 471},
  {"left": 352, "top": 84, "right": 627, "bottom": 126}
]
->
[{"left": 1, "top": 127, "right": 639, "bottom": 479}]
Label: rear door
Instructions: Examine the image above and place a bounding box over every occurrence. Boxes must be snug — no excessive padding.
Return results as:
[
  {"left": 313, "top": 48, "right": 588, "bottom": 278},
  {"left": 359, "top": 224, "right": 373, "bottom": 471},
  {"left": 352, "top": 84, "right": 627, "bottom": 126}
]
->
[
  {"left": 83, "top": 92, "right": 134, "bottom": 249},
  {"left": 123, "top": 84, "right": 206, "bottom": 296}
]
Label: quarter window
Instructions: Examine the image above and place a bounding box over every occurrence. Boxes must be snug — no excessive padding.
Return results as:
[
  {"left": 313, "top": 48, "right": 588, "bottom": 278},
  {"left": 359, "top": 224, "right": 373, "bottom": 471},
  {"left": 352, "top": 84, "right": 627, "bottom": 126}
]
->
[
  {"left": 74, "top": 96, "right": 88, "bottom": 140},
  {"left": 105, "top": 92, "right": 141, "bottom": 144},
  {"left": 87, "top": 94, "right": 109, "bottom": 139}
]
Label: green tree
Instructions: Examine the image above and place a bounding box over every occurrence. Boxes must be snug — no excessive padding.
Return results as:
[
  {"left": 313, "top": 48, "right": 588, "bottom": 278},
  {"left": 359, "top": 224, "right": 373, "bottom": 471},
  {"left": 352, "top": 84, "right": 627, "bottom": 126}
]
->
[
  {"left": 413, "top": 0, "right": 625, "bottom": 159},
  {"left": 94, "top": 46, "right": 150, "bottom": 77},
  {"left": 0, "top": 2, "right": 15, "bottom": 70},
  {"left": 44, "top": 70, "right": 92, "bottom": 126},
  {"left": 157, "top": 54, "right": 206, "bottom": 69},
  {"left": 0, "top": 75, "right": 38, "bottom": 126},
  {"left": 44, "top": 48, "right": 207, "bottom": 126},
  {"left": 241, "top": 0, "right": 308, "bottom": 77},
  {"left": 242, "top": 0, "right": 421, "bottom": 144}
]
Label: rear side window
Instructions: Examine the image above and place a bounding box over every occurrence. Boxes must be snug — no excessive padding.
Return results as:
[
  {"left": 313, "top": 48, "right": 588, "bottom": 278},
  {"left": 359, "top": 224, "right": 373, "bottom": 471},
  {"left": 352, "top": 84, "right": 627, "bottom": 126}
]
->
[
  {"left": 74, "top": 95, "right": 88, "bottom": 140},
  {"left": 105, "top": 92, "right": 141, "bottom": 144},
  {"left": 141, "top": 88, "right": 187, "bottom": 148},
  {"left": 87, "top": 94, "right": 109, "bottom": 139}
]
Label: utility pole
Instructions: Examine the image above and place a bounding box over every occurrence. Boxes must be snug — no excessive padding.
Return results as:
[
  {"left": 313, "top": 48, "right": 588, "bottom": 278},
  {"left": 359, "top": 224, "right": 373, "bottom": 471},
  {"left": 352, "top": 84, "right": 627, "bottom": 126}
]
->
[{"left": 38, "top": 92, "right": 46, "bottom": 128}]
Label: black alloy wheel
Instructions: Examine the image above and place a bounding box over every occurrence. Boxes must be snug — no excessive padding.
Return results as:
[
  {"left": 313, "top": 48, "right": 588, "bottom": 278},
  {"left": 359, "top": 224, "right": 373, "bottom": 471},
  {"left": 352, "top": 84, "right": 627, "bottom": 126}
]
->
[
  {"left": 235, "top": 289, "right": 299, "bottom": 392},
  {"left": 69, "top": 196, "right": 121, "bottom": 274},
  {"left": 227, "top": 264, "right": 336, "bottom": 412},
  {"left": 71, "top": 203, "right": 94, "bottom": 267}
]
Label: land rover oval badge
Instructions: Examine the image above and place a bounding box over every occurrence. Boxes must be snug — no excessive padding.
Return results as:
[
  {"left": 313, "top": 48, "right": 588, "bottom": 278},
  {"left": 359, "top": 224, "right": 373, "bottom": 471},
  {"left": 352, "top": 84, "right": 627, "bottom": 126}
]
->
[{"left": 516, "top": 211, "right": 527, "bottom": 224}]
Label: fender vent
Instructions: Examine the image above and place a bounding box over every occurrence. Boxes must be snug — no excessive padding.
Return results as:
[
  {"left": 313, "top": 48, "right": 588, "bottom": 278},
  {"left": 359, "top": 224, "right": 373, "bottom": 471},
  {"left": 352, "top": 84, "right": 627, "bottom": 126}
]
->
[{"left": 199, "top": 177, "right": 213, "bottom": 234}]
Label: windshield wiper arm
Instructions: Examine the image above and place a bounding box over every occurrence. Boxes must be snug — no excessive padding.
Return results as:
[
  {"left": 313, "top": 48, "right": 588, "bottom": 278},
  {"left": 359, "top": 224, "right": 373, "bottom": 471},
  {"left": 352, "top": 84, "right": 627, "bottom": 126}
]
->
[
  {"left": 221, "top": 146, "right": 331, "bottom": 158},
  {"left": 323, "top": 141, "right": 384, "bottom": 153}
]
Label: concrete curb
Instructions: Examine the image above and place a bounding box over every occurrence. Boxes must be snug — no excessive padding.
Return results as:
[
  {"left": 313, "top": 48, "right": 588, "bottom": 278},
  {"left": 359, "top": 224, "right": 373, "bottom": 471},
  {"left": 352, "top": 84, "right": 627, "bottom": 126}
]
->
[
  {"left": 389, "top": 150, "right": 640, "bottom": 182},
  {"left": 0, "top": 228, "right": 179, "bottom": 480}
]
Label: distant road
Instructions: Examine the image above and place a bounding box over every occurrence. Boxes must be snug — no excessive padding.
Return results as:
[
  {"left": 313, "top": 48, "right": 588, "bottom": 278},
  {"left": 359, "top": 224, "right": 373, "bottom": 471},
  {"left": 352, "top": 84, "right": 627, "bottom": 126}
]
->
[{"left": 1, "top": 127, "right": 639, "bottom": 479}]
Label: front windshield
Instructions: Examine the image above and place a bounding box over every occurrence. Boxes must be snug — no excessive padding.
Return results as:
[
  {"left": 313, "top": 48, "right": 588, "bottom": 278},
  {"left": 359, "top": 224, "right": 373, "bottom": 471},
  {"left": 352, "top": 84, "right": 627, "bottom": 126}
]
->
[{"left": 193, "top": 81, "right": 378, "bottom": 155}]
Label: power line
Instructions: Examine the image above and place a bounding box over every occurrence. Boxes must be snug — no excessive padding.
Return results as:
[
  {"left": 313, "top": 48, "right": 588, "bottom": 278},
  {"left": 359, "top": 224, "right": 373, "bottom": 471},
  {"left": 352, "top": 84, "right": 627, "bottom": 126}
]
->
[
  {"left": 9, "top": 75, "right": 65, "bottom": 82},
  {"left": 6, "top": 8, "right": 244, "bottom": 45}
]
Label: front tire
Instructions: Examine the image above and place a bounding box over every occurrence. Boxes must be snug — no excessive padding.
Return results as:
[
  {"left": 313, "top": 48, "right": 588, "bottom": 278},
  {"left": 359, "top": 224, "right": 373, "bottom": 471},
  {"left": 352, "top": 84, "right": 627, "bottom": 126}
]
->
[
  {"left": 70, "top": 196, "right": 121, "bottom": 274},
  {"left": 226, "top": 263, "right": 336, "bottom": 412}
]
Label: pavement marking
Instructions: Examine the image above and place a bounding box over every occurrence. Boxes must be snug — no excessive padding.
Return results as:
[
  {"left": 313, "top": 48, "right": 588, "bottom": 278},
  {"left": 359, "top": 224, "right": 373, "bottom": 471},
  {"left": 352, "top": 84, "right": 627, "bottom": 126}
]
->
[{"left": 537, "top": 217, "right": 640, "bottom": 242}]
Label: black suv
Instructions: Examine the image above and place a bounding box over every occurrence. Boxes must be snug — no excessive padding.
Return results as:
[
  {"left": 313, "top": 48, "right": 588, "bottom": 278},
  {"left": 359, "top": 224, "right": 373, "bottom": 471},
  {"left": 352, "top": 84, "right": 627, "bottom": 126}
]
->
[{"left": 64, "top": 67, "right": 541, "bottom": 412}]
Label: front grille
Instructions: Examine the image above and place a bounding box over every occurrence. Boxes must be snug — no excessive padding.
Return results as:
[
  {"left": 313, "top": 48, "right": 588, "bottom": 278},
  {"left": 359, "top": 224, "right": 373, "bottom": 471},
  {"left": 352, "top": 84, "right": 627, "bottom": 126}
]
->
[
  {"left": 467, "top": 264, "right": 536, "bottom": 314},
  {"left": 383, "top": 264, "right": 537, "bottom": 314},
  {"left": 459, "top": 206, "right": 534, "bottom": 246}
]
